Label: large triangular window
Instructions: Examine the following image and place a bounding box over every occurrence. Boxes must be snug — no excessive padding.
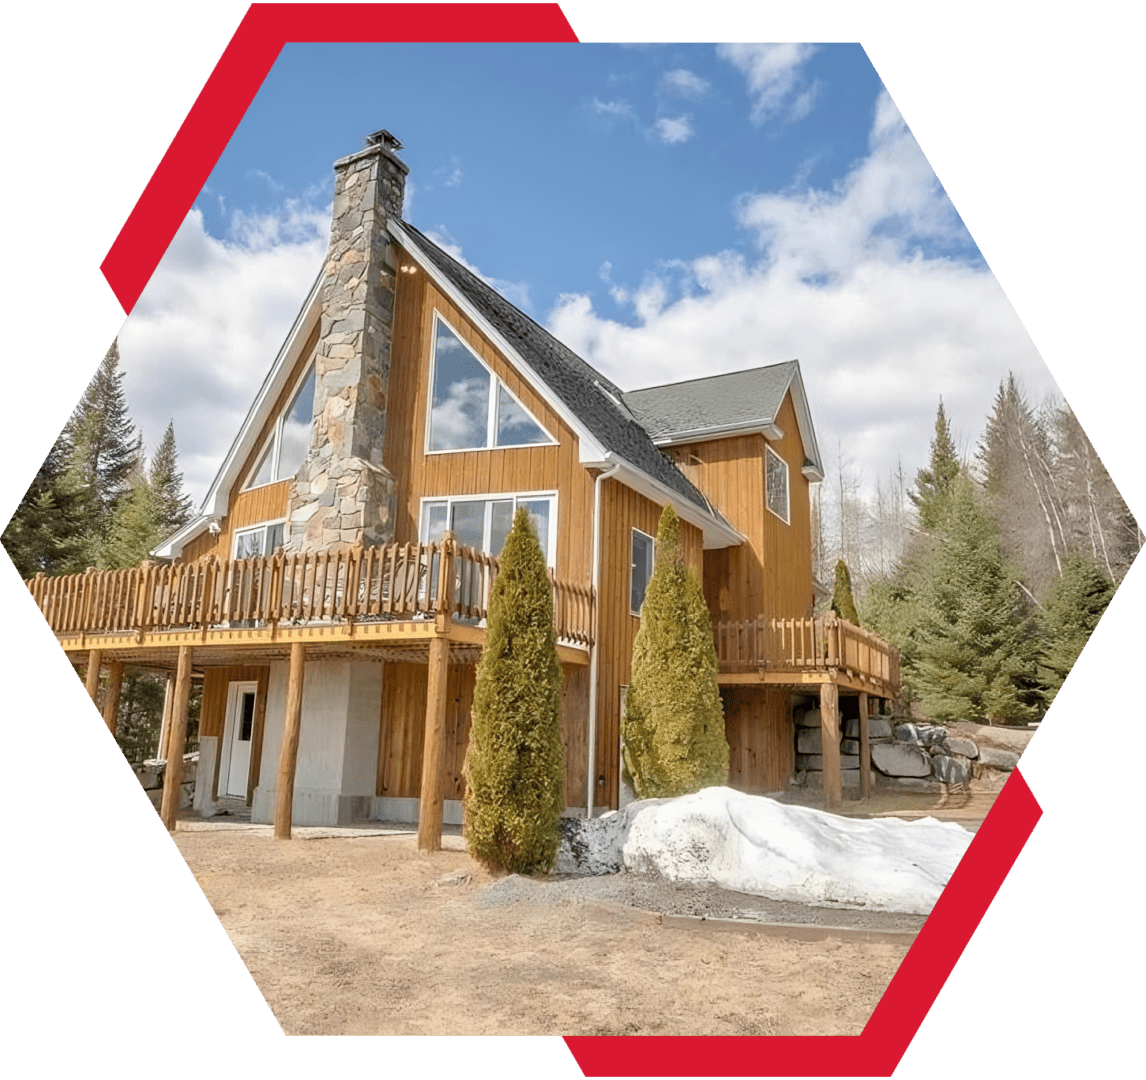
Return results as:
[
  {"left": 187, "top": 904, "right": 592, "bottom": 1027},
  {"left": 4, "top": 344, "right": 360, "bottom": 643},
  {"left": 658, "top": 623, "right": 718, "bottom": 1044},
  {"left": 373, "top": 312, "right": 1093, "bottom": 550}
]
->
[
  {"left": 243, "top": 363, "right": 316, "bottom": 490},
  {"left": 427, "top": 314, "right": 552, "bottom": 452}
]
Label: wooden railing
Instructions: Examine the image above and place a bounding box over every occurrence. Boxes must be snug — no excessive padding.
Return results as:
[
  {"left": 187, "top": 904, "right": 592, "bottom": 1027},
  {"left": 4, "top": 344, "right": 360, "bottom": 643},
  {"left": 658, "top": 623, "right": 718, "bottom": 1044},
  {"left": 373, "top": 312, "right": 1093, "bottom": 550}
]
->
[
  {"left": 713, "top": 614, "right": 900, "bottom": 690},
  {"left": 26, "top": 540, "right": 595, "bottom": 648}
]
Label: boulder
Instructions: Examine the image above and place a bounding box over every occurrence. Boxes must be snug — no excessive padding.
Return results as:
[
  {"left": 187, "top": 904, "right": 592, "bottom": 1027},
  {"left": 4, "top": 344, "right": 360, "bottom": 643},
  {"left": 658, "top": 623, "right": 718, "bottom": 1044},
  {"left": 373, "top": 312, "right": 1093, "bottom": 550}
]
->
[
  {"left": 841, "top": 738, "right": 860, "bottom": 756},
  {"left": 796, "top": 753, "right": 822, "bottom": 772},
  {"left": 796, "top": 728, "right": 823, "bottom": 754},
  {"left": 931, "top": 754, "right": 973, "bottom": 785},
  {"left": 978, "top": 746, "right": 1020, "bottom": 771},
  {"left": 877, "top": 776, "right": 944, "bottom": 794},
  {"left": 869, "top": 718, "right": 893, "bottom": 739},
  {"left": 946, "top": 736, "right": 978, "bottom": 759},
  {"left": 872, "top": 742, "right": 932, "bottom": 778},
  {"left": 895, "top": 722, "right": 920, "bottom": 743},
  {"left": 843, "top": 717, "right": 861, "bottom": 739},
  {"left": 796, "top": 708, "right": 822, "bottom": 729}
]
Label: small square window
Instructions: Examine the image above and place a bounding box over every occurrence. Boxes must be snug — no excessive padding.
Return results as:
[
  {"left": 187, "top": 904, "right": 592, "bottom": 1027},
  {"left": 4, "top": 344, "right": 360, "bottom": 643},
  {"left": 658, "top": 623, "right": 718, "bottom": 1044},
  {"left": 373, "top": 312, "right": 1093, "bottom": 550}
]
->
[{"left": 630, "top": 529, "right": 655, "bottom": 615}]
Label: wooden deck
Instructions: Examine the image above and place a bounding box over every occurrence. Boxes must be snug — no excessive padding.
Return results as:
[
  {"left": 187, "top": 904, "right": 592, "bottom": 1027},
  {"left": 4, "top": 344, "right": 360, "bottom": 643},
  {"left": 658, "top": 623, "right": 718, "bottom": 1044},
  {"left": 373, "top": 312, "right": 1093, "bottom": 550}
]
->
[
  {"left": 26, "top": 538, "right": 595, "bottom": 668},
  {"left": 713, "top": 613, "right": 900, "bottom": 698}
]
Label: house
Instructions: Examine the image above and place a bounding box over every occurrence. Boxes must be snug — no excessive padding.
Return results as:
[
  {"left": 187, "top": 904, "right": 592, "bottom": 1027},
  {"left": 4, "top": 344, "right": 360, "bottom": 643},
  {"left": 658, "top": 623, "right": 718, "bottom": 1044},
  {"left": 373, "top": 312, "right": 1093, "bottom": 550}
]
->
[{"left": 29, "top": 132, "right": 899, "bottom": 848}]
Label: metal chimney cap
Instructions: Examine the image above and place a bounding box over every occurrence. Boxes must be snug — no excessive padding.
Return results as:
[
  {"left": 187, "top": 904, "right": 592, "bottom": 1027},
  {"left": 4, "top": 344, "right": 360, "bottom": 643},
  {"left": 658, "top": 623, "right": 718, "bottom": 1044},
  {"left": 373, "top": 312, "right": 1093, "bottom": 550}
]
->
[{"left": 365, "top": 129, "right": 403, "bottom": 153}]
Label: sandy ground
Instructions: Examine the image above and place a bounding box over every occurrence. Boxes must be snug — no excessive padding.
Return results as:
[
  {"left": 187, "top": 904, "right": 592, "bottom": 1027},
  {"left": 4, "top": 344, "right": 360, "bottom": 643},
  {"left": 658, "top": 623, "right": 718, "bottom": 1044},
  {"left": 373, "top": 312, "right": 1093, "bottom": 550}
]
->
[{"left": 175, "top": 787, "right": 992, "bottom": 1037}]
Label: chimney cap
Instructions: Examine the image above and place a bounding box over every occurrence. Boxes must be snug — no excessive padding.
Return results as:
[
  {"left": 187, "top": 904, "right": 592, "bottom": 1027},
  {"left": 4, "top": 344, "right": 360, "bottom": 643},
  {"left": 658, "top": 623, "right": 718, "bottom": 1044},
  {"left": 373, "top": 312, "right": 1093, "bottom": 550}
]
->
[{"left": 365, "top": 129, "right": 403, "bottom": 153}]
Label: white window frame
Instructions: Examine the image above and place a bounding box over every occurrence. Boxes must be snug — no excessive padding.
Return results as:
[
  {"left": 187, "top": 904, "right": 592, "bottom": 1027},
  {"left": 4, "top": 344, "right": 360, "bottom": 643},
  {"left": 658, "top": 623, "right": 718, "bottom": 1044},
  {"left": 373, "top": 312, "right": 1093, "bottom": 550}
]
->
[
  {"left": 232, "top": 518, "right": 287, "bottom": 560},
  {"left": 242, "top": 361, "right": 316, "bottom": 491},
  {"left": 417, "top": 490, "right": 558, "bottom": 569},
  {"left": 630, "top": 527, "right": 655, "bottom": 616},
  {"left": 765, "top": 444, "right": 790, "bottom": 525},
  {"left": 424, "top": 311, "right": 556, "bottom": 455}
]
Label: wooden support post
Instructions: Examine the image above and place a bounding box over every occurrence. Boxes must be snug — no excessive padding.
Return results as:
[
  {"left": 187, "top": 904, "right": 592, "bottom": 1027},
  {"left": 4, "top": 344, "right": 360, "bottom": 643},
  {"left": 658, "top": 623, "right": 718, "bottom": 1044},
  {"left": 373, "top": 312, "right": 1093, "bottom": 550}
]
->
[
  {"left": 418, "top": 635, "right": 451, "bottom": 852},
  {"left": 159, "top": 646, "right": 194, "bottom": 831},
  {"left": 820, "top": 681, "right": 842, "bottom": 810},
  {"left": 274, "top": 642, "right": 307, "bottom": 840},
  {"left": 858, "top": 690, "right": 871, "bottom": 801},
  {"left": 84, "top": 649, "right": 103, "bottom": 706},
  {"left": 246, "top": 674, "right": 269, "bottom": 808},
  {"left": 157, "top": 671, "right": 175, "bottom": 760},
  {"left": 102, "top": 661, "right": 125, "bottom": 737}
]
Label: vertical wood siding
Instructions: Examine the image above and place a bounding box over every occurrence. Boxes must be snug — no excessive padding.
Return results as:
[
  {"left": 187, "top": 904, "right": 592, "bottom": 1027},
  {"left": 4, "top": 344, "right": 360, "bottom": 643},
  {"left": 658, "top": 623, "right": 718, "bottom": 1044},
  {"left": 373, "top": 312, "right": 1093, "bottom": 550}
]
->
[
  {"left": 722, "top": 687, "right": 794, "bottom": 793},
  {"left": 199, "top": 665, "right": 271, "bottom": 738}
]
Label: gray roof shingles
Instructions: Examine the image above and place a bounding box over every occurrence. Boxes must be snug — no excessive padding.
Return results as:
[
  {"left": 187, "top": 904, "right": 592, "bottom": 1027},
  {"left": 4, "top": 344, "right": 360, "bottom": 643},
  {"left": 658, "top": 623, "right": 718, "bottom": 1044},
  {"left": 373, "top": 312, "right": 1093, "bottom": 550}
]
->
[{"left": 400, "top": 221, "right": 716, "bottom": 515}]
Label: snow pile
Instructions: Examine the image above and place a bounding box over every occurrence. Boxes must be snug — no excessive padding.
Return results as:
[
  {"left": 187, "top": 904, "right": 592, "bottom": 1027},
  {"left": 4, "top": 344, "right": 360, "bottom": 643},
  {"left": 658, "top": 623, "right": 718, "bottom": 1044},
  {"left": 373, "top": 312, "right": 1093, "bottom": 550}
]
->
[{"left": 619, "top": 787, "right": 973, "bottom": 915}]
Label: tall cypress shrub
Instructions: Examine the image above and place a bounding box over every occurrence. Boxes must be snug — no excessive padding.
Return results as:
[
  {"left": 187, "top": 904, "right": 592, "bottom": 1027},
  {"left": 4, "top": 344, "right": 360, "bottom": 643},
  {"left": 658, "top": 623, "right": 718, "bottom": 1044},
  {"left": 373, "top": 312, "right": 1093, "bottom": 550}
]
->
[
  {"left": 621, "top": 504, "right": 728, "bottom": 799},
  {"left": 463, "top": 508, "right": 564, "bottom": 874}
]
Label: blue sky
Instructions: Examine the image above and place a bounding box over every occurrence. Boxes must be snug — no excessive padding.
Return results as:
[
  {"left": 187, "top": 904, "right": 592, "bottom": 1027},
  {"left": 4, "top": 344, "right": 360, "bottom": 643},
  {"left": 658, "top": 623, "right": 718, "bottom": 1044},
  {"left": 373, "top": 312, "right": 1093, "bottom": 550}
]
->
[{"left": 119, "top": 42, "right": 1052, "bottom": 509}]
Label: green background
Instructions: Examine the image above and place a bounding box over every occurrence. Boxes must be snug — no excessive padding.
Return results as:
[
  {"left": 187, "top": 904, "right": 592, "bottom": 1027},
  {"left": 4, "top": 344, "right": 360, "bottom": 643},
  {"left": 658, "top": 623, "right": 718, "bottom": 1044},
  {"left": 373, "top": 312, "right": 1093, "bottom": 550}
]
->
[{"left": 4, "top": 4, "right": 1141, "bottom": 1077}]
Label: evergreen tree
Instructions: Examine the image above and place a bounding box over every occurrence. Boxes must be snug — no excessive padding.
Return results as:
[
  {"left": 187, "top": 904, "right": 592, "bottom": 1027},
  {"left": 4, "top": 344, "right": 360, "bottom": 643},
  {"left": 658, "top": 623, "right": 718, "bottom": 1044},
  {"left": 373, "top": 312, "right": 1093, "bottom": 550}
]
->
[
  {"left": 463, "top": 508, "right": 565, "bottom": 875},
  {"left": 831, "top": 559, "right": 860, "bottom": 624},
  {"left": 1037, "top": 553, "right": 1115, "bottom": 705},
  {"left": 912, "top": 476, "right": 1039, "bottom": 724},
  {"left": 621, "top": 504, "right": 729, "bottom": 799},
  {"left": 100, "top": 467, "right": 160, "bottom": 569},
  {"left": 150, "top": 421, "right": 194, "bottom": 538},
  {"left": 911, "top": 400, "right": 961, "bottom": 531}
]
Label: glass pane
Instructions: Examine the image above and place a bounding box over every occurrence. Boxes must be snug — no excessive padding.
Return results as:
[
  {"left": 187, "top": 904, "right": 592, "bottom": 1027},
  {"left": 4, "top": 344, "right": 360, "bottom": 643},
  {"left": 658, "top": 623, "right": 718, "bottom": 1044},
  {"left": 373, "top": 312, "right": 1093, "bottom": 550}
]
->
[
  {"left": 489, "top": 500, "right": 514, "bottom": 556},
  {"left": 766, "top": 448, "right": 789, "bottom": 522},
  {"left": 450, "top": 500, "right": 487, "bottom": 551},
  {"left": 428, "top": 321, "right": 492, "bottom": 450},
  {"left": 420, "top": 502, "right": 449, "bottom": 543},
  {"left": 239, "top": 692, "right": 255, "bottom": 741},
  {"left": 519, "top": 499, "right": 551, "bottom": 563},
  {"left": 631, "top": 531, "right": 654, "bottom": 614},
  {"left": 496, "top": 384, "right": 548, "bottom": 447},
  {"left": 266, "top": 523, "right": 284, "bottom": 553},
  {"left": 245, "top": 438, "right": 274, "bottom": 489},
  {"left": 234, "top": 528, "right": 265, "bottom": 561},
  {"left": 276, "top": 365, "right": 316, "bottom": 480}
]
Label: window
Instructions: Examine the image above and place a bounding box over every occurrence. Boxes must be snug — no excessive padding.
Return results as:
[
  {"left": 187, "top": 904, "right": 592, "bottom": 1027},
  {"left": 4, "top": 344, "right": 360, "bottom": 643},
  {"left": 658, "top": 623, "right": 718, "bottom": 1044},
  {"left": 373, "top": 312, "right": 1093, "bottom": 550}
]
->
[
  {"left": 630, "top": 529, "right": 655, "bottom": 615},
  {"left": 243, "top": 364, "right": 316, "bottom": 489},
  {"left": 233, "top": 521, "right": 285, "bottom": 560},
  {"left": 419, "top": 493, "right": 556, "bottom": 566},
  {"left": 766, "top": 445, "right": 790, "bottom": 524},
  {"left": 427, "top": 314, "right": 552, "bottom": 452}
]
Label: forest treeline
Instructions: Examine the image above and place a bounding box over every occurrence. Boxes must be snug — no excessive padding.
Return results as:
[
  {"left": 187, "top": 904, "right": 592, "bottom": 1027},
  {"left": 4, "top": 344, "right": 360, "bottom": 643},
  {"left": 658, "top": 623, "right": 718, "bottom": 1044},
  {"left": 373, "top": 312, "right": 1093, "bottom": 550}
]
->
[
  {"left": 815, "top": 374, "right": 1138, "bottom": 724},
  {"left": 2, "top": 339, "right": 196, "bottom": 760}
]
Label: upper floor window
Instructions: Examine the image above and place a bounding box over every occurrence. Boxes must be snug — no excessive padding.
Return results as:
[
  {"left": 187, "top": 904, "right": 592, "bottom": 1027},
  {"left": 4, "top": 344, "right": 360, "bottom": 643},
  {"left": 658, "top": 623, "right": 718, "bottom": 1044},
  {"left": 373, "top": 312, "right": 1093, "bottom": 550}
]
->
[
  {"left": 244, "top": 364, "right": 316, "bottom": 489},
  {"left": 630, "top": 528, "right": 655, "bottom": 615},
  {"left": 420, "top": 492, "right": 556, "bottom": 567},
  {"left": 427, "top": 314, "right": 552, "bottom": 452},
  {"left": 766, "top": 445, "right": 790, "bottom": 524},
  {"left": 233, "top": 520, "right": 285, "bottom": 560}
]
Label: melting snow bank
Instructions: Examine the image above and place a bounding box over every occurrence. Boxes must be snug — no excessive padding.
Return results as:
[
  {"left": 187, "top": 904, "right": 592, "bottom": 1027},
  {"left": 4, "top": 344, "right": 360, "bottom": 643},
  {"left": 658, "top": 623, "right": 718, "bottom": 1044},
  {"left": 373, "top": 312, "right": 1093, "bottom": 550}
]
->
[{"left": 559, "top": 787, "right": 973, "bottom": 916}]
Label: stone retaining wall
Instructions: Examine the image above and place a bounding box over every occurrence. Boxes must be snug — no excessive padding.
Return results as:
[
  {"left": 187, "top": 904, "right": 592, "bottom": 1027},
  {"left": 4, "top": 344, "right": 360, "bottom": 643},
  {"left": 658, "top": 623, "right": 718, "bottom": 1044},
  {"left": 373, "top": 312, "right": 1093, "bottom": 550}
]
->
[{"left": 132, "top": 753, "right": 197, "bottom": 811}]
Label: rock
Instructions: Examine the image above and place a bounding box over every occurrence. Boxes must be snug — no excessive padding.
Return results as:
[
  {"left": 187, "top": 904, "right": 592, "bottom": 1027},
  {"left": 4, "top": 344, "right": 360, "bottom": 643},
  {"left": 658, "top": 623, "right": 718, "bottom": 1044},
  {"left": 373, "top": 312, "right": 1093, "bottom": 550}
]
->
[
  {"left": 871, "top": 743, "right": 932, "bottom": 778},
  {"left": 841, "top": 738, "right": 860, "bottom": 755},
  {"left": 796, "top": 728, "right": 822, "bottom": 754},
  {"left": 895, "top": 722, "right": 920, "bottom": 743},
  {"left": 843, "top": 717, "right": 860, "bottom": 739},
  {"left": 435, "top": 871, "right": 472, "bottom": 887},
  {"left": 915, "top": 724, "right": 949, "bottom": 748},
  {"left": 841, "top": 768, "right": 865, "bottom": 788},
  {"left": 795, "top": 708, "right": 822, "bottom": 729},
  {"left": 978, "top": 746, "right": 1020, "bottom": 771},
  {"left": 946, "top": 737, "right": 978, "bottom": 759},
  {"left": 798, "top": 755, "right": 859, "bottom": 771},
  {"left": 869, "top": 718, "right": 893, "bottom": 739},
  {"left": 877, "top": 776, "right": 944, "bottom": 794},
  {"left": 931, "top": 755, "right": 973, "bottom": 785}
]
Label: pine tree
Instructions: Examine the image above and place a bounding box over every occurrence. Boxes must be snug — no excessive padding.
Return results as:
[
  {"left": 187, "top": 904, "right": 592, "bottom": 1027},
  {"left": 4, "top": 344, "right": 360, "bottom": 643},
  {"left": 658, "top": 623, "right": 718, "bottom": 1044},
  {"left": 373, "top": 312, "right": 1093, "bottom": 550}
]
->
[
  {"left": 911, "top": 400, "right": 961, "bottom": 531},
  {"left": 150, "top": 421, "right": 194, "bottom": 539},
  {"left": 463, "top": 508, "right": 565, "bottom": 875},
  {"left": 621, "top": 504, "right": 729, "bottom": 799},
  {"left": 100, "top": 467, "right": 160, "bottom": 569},
  {"left": 913, "top": 476, "right": 1039, "bottom": 724},
  {"left": 1037, "top": 553, "right": 1115, "bottom": 706},
  {"left": 831, "top": 559, "right": 860, "bottom": 624}
]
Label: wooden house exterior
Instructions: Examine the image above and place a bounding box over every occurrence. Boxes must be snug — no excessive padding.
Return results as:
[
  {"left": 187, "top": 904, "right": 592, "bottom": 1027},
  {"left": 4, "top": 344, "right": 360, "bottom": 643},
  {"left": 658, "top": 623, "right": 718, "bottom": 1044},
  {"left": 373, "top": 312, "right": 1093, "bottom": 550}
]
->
[{"left": 27, "top": 133, "right": 898, "bottom": 848}]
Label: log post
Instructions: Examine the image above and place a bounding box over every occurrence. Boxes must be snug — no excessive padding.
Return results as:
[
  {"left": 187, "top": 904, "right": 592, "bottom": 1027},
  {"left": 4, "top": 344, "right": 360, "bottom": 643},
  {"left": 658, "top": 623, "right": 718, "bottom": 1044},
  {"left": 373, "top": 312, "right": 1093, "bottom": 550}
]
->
[
  {"left": 84, "top": 649, "right": 103, "bottom": 706},
  {"left": 102, "top": 661, "right": 126, "bottom": 737},
  {"left": 157, "top": 671, "right": 175, "bottom": 760},
  {"left": 858, "top": 690, "right": 871, "bottom": 801},
  {"left": 819, "top": 681, "right": 842, "bottom": 810},
  {"left": 246, "top": 673, "right": 269, "bottom": 807},
  {"left": 274, "top": 642, "right": 307, "bottom": 840},
  {"left": 159, "top": 646, "right": 194, "bottom": 831},
  {"left": 418, "top": 635, "right": 451, "bottom": 852}
]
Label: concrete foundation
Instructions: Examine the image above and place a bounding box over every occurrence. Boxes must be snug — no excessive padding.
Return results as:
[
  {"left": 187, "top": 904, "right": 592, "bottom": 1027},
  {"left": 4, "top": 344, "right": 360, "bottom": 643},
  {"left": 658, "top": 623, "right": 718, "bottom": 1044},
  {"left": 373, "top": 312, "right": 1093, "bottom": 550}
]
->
[{"left": 193, "top": 735, "right": 220, "bottom": 817}]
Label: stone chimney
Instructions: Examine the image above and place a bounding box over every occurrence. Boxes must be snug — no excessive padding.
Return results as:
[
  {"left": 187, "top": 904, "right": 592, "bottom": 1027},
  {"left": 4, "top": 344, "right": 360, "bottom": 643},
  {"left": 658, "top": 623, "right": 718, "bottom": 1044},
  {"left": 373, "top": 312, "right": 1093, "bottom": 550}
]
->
[{"left": 286, "top": 131, "right": 408, "bottom": 552}]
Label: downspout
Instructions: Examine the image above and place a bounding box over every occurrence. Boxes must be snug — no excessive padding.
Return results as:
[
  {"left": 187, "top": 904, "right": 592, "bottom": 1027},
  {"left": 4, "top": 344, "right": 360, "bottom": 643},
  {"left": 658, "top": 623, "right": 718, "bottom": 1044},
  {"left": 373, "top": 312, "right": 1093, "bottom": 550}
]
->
[{"left": 586, "top": 463, "right": 619, "bottom": 817}]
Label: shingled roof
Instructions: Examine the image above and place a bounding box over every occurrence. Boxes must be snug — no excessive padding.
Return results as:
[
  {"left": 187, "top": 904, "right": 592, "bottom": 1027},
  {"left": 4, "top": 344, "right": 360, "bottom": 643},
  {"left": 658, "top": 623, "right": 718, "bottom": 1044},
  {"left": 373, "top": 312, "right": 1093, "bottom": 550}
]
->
[
  {"left": 623, "top": 362, "right": 801, "bottom": 442},
  {"left": 397, "top": 221, "right": 716, "bottom": 515}
]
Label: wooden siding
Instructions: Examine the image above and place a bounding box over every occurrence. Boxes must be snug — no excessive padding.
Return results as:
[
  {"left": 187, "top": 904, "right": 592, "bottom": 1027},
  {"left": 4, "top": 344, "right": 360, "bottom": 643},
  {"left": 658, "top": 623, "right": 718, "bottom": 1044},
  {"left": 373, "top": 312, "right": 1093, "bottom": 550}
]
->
[
  {"left": 377, "top": 661, "right": 590, "bottom": 807},
  {"left": 384, "top": 257, "right": 596, "bottom": 586},
  {"left": 199, "top": 665, "right": 270, "bottom": 738},
  {"left": 722, "top": 687, "right": 794, "bottom": 793},
  {"left": 594, "top": 478, "right": 704, "bottom": 810},
  {"left": 670, "top": 390, "right": 815, "bottom": 625}
]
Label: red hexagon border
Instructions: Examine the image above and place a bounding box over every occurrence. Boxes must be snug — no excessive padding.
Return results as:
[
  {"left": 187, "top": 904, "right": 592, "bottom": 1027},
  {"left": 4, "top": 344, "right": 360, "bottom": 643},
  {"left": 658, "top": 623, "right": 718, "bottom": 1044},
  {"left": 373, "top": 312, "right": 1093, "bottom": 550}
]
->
[{"left": 99, "top": 5, "right": 1044, "bottom": 1075}]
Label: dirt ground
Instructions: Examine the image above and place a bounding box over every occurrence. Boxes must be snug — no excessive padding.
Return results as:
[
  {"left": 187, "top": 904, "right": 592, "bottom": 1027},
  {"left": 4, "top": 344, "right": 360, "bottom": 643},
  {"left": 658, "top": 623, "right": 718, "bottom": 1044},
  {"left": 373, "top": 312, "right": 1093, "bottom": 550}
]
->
[{"left": 175, "top": 787, "right": 992, "bottom": 1037}]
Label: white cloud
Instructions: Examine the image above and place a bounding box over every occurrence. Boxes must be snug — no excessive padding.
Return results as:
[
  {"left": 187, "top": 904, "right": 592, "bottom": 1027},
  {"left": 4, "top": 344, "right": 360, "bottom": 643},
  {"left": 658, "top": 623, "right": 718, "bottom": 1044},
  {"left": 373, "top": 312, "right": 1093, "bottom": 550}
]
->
[
  {"left": 716, "top": 43, "right": 820, "bottom": 124},
  {"left": 546, "top": 92, "right": 1054, "bottom": 494},
  {"left": 591, "top": 98, "right": 637, "bottom": 122},
  {"left": 117, "top": 204, "right": 329, "bottom": 506},
  {"left": 660, "top": 68, "right": 710, "bottom": 99},
  {"left": 650, "top": 116, "right": 694, "bottom": 145}
]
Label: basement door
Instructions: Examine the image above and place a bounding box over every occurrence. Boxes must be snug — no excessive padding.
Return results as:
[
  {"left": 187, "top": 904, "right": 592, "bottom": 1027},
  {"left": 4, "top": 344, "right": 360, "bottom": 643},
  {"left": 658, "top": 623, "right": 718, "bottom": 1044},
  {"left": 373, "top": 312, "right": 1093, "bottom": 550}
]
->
[{"left": 220, "top": 681, "right": 258, "bottom": 799}]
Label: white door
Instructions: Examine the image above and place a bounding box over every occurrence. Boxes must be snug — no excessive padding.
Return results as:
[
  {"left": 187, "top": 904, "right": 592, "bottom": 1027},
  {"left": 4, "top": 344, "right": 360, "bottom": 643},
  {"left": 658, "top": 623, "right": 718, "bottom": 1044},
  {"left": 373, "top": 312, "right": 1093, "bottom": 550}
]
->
[{"left": 222, "top": 681, "right": 259, "bottom": 798}]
